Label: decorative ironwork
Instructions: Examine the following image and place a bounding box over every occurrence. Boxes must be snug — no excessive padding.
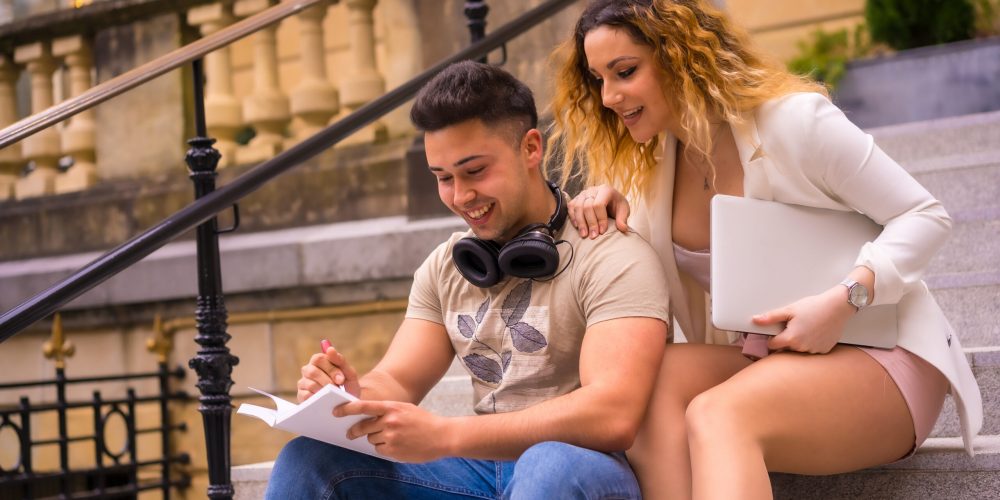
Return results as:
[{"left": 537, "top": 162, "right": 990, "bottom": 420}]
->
[
  {"left": 41, "top": 313, "right": 75, "bottom": 370},
  {"left": 185, "top": 58, "right": 239, "bottom": 500},
  {"left": 0, "top": 326, "right": 190, "bottom": 498}
]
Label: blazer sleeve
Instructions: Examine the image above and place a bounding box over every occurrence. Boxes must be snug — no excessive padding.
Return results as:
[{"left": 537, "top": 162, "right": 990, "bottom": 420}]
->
[{"left": 760, "top": 93, "right": 952, "bottom": 306}]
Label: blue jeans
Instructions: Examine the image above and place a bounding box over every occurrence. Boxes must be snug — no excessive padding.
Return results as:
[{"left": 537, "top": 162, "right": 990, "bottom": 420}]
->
[{"left": 265, "top": 438, "right": 641, "bottom": 499}]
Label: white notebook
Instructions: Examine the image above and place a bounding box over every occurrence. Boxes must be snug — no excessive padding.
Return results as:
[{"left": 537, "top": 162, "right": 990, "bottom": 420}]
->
[
  {"left": 237, "top": 385, "right": 398, "bottom": 462},
  {"left": 710, "top": 195, "right": 898, "bottom": 349}
]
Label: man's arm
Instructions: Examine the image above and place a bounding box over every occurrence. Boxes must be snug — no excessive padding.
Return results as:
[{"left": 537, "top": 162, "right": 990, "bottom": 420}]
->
[
  {"left": 361, "top": 318, "right": 456, "bottom": 402},
  {"left": 296, "top": 318, "right": 455, "bottom": 404},
  {"left": 340, "top": 316, "right": 666, "bottom": 461}
]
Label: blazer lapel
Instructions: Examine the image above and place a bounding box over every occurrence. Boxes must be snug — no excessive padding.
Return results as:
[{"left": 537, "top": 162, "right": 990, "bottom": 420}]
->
[{"left": 731, "top": 115, "right": 773, "bottom": 201}]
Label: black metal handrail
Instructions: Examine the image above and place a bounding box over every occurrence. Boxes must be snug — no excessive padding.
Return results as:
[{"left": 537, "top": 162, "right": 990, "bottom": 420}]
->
[
  {"left": 0, "top": 0, "right": 324, "bottom": 150},
  {"left": 0, "top": 0, "right": 578, "bottom": 340}
]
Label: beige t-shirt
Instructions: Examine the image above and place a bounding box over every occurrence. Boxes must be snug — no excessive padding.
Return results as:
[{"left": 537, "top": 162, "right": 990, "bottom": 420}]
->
[{"left": 406, "top": 223, "right": 670, "bottom": 414}]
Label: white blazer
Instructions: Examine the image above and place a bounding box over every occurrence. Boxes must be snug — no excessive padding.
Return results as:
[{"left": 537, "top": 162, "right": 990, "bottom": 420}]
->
[{"left": 629, "top": 92, "right": 982, "bottom": 455}]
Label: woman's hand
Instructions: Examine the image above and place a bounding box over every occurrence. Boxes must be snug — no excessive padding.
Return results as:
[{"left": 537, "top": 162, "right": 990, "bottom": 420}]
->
[
  {"left": 297, "top": 346, "right": 362, "bottom": 402},
  {"left": 753, "top": 285, "right": 858, "bottom": 354},
  {"left": 569, "top": 184, "right": 631, "bottom": 239}
]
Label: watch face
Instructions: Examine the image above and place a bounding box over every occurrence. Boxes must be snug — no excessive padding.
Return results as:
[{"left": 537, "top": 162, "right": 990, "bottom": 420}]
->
[{"left": 849, "top": 284, "right": 869, "bottom": 307}]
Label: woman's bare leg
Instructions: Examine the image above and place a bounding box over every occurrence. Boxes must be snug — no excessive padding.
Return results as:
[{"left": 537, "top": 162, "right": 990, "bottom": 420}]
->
[
  {"left": 686, "top": 346, "right": 915, "bottom": 500},
  {"left": 627, "top": 344, "right": 753, "bottom": 500}
]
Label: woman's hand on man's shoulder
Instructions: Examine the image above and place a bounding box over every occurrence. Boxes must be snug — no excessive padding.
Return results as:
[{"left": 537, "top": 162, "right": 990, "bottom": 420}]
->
[{"left": 569, "top": 184, "right": 631, "bottom": 239}]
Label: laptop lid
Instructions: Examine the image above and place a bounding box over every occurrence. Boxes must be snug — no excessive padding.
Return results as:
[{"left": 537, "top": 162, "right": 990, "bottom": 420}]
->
[{"left": 710, "top": 195, "right": 897, "bottom": 349}]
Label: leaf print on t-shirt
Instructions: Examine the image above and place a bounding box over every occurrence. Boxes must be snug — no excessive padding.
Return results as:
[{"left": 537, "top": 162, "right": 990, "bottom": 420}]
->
[
  {"left": 510, "top": 322, "right": 546, "bottom": 352},
  {"left": 457, "top": 315, "right": 475, "bottom": 338},
  {"left": 463, "top": 353, "right": 503, "bottom": 384},
  {"left": 500, "top": 281, "right": 531, "bottom": 326},
  {"left": 458, "top": 280, "right": 547, "bottom": 392},
  {"left": 475, "top": 297, "right": 489, "bottom": 323}
]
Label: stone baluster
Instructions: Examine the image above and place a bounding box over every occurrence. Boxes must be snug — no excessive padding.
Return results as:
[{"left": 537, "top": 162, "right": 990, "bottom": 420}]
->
[
  {"left": 14, "top": 42, "right": 60, "bottom": 199},
  {"left": 234, "top": 0, "right": 290, "bottom": 164},
  {"left": 0, "top": 54, "right": 21, "bottom": 200},
  {"left": 289, "top": 0, "right": 338, "bottom": 145},
  {"left": 337, "top": 0, "right": 387, "bottom": 145},
  {"left": 188, "top": 1, "right": 243, "bottom": 167},
  {"left": 52, "top": 35, "right": 97, "bottom": 194}
]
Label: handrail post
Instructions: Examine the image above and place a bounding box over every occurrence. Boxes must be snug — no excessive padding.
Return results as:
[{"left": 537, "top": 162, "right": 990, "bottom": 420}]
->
[
  {"left": 184, "top": 58, "right": 240, "bottom": 500},
  {"left": 464, "top": 1, "right": 490, "bottom": 62}
]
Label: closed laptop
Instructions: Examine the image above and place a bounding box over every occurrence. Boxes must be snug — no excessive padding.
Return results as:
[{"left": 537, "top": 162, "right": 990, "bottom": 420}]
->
[{"left": 710, "top": 195, "right": 897, "bottom": 349}]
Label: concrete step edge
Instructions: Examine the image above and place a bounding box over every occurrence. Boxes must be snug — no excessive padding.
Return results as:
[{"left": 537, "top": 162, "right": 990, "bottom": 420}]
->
[
  {"left": 868, "top": 109, "right": 1000, "bottom": 140},
  {"left": 877, "top": 435, "right": 1000, "bottom": 472},
  {"left": 902, "top": 150, "right": 1000, "bottom": 174},
  {"left": 927, "top": 270, "right": 1000, "bottom": 290}
]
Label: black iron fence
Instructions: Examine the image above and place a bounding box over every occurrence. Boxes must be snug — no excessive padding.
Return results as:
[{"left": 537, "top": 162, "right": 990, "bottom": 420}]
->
[{"left": 0, "top": 319, "right": 190, "bottom": 499}]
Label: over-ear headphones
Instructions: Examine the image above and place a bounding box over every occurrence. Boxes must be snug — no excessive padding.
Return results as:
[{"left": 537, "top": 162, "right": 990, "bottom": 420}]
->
[{"left": 452, "top": 181, "right": 568, "bottom": 288}]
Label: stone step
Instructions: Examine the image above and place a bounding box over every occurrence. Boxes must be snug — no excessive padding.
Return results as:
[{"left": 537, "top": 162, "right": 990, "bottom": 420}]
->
[
  {"left": 928, "top": 212, "right": 1000, "bottom": 277},
  {"left": 932, "top": 348, "right": 1000, "bottom": 439},
  {"left": 908, "top": 154, "right": 1000, "bottom": 215},
  {"left": 869, "top": 109, "right": 1000, "bottom": 164},
  {"left": 771, "top": 435, "right": 1000, "bottom": 499},
  {"left": 930, "top": 279, "right": 1000, "bottom": 349}
]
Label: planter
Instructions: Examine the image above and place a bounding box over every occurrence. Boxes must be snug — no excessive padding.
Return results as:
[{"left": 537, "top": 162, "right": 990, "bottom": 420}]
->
[{"left": 834, "top": 36, "right": 1000, "bottom": 128}]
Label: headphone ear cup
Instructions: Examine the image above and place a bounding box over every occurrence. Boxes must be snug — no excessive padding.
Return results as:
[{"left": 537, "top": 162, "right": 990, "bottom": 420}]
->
[
  {"left": 452, "top": 237, "right": 504, "bottom": 288},
  {"left": 498, "top": 234, "right": 559, "bottom": 279}
]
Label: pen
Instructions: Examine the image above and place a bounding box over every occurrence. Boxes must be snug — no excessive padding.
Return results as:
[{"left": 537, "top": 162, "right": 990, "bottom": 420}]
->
[{"left": 320, "top": 339, "right": 346, "bottom": 391}]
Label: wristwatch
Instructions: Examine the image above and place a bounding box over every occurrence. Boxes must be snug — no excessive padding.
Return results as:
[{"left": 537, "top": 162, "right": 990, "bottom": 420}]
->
[{"left": 839, "top": 278, "right": 869, "bottom": 312}]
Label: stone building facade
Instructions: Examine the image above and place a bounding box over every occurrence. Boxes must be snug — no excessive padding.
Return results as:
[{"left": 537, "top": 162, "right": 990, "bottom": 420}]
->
[{"left": 0, "top": 1, "right": 864, "bottom": 497}]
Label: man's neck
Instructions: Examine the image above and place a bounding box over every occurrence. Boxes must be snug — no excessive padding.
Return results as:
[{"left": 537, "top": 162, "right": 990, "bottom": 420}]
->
[{"left": 499, "top": 181, "right": 558, "bottom": 243}]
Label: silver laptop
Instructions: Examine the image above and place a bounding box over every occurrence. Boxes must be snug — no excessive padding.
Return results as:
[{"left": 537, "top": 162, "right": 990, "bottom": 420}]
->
[{"left": 710, "top": 195, "right": 897, "bottom": 349}]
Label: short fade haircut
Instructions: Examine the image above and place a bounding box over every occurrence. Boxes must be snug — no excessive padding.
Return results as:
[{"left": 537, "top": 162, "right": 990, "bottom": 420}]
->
[{"left": 410, "top": 60, "right": 538, "bottom": 145}]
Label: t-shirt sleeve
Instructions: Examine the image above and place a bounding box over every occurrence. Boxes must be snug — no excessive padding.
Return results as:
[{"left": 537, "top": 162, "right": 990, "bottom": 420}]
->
[
  {"left": 404, "top": 240, "right": 449, "bottom": 325},
  {"left": 573, "top": 228, "right": 671, "bottom": 328}
]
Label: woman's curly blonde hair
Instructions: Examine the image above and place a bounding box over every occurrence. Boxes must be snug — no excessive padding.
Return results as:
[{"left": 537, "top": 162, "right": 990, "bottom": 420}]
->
[{"left": 546, "top": 0, "right": 825, "bottom": 197}]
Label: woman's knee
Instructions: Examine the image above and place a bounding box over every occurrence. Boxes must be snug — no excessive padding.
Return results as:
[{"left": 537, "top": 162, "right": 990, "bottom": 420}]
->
[{"left": 684, "top": 388, "right": 745, "bottom": 444}]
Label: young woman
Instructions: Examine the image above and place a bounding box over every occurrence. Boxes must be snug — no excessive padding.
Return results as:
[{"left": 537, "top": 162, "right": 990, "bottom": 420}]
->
[{"left": 547, "top": 1, "right": 982, "bottom": 498}]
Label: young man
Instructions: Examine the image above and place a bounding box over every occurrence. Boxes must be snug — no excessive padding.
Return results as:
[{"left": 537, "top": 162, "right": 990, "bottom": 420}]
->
[{"left": 265, "top": 61, "right": 669, "bottom": 499}]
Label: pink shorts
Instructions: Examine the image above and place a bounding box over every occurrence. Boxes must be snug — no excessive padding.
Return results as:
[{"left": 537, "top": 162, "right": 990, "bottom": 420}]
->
[
  {"left": 857, "top": 345, "right": 949, "bottom": 453},
  {"left": 740, "top": 334, "right": 949, "bottom": 453}
]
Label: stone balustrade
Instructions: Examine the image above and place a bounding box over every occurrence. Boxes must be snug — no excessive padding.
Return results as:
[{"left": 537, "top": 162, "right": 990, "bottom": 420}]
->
[{"left": 0, "top": 0, "right": 404, "bottom": 199}]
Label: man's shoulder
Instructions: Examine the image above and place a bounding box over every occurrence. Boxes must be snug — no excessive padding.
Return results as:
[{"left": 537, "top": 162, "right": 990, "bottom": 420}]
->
[{"left": 561, "top": 221, "right": 659, "bottom": 260}]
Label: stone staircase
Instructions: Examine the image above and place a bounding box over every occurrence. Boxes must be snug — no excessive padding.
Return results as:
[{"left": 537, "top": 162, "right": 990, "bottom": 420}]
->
[{"left": 231, "top": 109, "right": 1000, "bottom": 498}]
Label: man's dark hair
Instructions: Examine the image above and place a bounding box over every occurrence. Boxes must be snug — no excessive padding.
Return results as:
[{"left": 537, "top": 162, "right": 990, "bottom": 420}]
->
[{"left": 410, "top": 61, "right": 538, "bottom": 144}]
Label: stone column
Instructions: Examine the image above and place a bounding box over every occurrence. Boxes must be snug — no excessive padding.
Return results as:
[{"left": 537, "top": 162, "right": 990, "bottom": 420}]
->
[
  {"left": 288, "top": 0, "right": 338, "bottom": 145},
  {"left": 53, "top": 35, "right": 97, "bottom": 194},
  {"left": 14, "top": 42, "right": 60, "bottom": 199},
  {"left": 0, "top": 54, "right": 21, "bottom": 200},
  {"left": 188, "top": 1, "right": 243, "bottom": 167},
  {"left": 336, "top": 0, "right": 387, "bottom": 145},
  {"left": 234, "top": 0, "right": 290, "bottom": 164}
]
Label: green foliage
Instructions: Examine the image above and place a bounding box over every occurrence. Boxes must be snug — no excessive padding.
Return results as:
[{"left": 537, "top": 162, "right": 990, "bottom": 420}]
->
[
  {"left": 972, "top": 0, "right": 1000, "bottom": 36},
  {"left": 788, "top": 25, "right": 871, "bottom": 89},
  {"left": 865, "top": 0, "right": 976, "bottom": 50}
]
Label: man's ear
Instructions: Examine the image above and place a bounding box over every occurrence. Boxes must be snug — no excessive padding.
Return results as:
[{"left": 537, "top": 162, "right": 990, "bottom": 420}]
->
[{"left": 521, "top": 128, "right": 543, "bottom": 166}]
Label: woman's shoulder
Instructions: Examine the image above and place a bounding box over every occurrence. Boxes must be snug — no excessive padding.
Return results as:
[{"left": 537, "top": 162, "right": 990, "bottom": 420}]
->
[{"left": 755, "top": 91, "right": 840, "bottom": 130}]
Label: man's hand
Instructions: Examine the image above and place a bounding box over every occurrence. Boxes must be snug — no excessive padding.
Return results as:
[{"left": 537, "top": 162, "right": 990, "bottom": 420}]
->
[
  {"left": 296, "top": 345, "right": 362, "bottom": 402},
  {"left": 336, "top": 400, "right": 451, "bottom": 463}
]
